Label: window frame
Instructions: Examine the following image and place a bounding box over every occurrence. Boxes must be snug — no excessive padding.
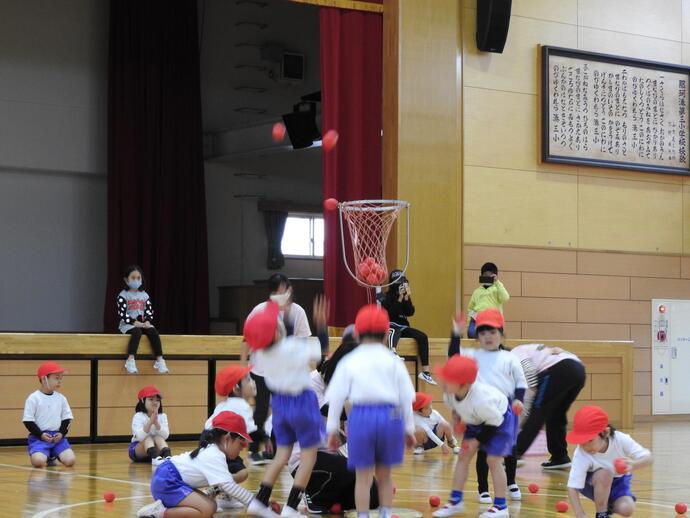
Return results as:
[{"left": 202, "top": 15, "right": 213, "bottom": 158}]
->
[{"left": 281, "top": 212, "right": 324, "bottom": 260}]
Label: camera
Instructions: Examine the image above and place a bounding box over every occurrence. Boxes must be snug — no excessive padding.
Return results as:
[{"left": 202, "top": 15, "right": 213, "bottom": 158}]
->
[{"left": 479, "top": 275, "right": 494, "bottom": 285}]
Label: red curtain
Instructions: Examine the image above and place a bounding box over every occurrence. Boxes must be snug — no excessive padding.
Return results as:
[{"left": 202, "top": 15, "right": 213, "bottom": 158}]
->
[
  {"left": 104, "top": 0, "right": 209, "bottom": 334},
  {"left": 320, "top": 7, "right": 383, "bottom": 327}
]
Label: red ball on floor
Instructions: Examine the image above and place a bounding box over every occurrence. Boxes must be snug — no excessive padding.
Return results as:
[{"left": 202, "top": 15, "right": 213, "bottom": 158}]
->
[
  {"left": 429, "top": 495, "right": 441, "bottom": 507},
  {"left": 270, "top": 501, "right": 282, "bottom": 513},
  {"left": 330, "top": 503, "right": 342, "bottom": 514},
  {"left": 555, "top": 500, "right": 569, "bottom": 513},
  {"left": 528, "top": 483, "right": 539, "bottom": 494}
]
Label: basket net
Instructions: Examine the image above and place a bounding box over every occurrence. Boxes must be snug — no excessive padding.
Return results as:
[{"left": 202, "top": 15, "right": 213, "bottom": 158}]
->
[{"left": 340, "top": 200, "right": 406, "bottom": 287}]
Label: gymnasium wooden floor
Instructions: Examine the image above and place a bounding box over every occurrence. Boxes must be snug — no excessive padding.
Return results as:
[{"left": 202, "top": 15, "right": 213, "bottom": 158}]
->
[{"left": 2, "top": 421, "right": 688, "bottom": 517}]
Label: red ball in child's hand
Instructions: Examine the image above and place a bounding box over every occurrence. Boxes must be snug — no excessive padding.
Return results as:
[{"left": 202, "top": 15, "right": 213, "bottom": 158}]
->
[
  {"left": 272, "top": 122, "right": 286, "bottom": 142},
  {"left": 429, "top": 495, "right": 441, "bottom": 507},
  {"left": 103, "top": 491, "right": 115, "bottom": 503},
  {"left": 614, "top": 457, "right": 628, "bottom": 474},
  {"left": 555, "top": 500, "right": 569, "bottom": 513},
  {"left": 270, "top": 501, "right": 282, "bottom": 513},
  {"left": 330, "top": 503, "right": 342, "bottom": 514},
  {"left": 512, "top": 401, "right": 523, "bottom": 416},
  {"left": 675, "top": 502, "right": 688, "bottom": 514},
  {"left": 322, "top": 129, "right": 339, "bottom": 151},
  {"left": 528, "top": 483, "right": 539, "bottom": 494}
]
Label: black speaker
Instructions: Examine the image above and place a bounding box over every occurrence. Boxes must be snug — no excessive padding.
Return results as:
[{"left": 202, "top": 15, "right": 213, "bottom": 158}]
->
[{"left": 476, "top": 0, "right": 512, "bottom": 53}]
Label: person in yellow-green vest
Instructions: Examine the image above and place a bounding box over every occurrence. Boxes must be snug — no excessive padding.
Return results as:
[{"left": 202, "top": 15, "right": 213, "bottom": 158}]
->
[{"left": 467, "top": 263, "right": 510, "bottom": 338}]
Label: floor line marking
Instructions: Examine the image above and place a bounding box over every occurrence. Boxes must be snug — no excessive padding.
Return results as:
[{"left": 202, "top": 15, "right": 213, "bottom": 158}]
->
[
  {"left": 0, "top": 462, "right": 149, "bottom": 486},
  {"left": 31, "top": 495, "right": 149, "bottom": 518}
]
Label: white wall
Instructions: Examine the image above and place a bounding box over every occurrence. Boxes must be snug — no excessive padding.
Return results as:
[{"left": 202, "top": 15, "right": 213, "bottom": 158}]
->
[
  {"left": 0, "top": 0, "right": 108, "bottom": 331},
  {"left": 205, "top": 161, "right": 323, "bottom": 318}
]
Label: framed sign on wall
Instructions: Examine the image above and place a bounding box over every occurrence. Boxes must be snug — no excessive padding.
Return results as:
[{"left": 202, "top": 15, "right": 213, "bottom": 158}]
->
[{"left": 541, "top": 45, "right": 690, "bottom": 175}]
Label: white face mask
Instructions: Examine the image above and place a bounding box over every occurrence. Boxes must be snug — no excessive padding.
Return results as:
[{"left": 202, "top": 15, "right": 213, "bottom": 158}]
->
[{"left": 270, "top": 290, "right": 291, "bottom": 307}]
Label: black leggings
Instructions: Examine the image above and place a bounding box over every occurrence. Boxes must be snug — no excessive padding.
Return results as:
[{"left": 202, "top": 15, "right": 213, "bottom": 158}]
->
[
  {"left": 126, "top": 327, "right": 163, "bottom": 357},
  {"left": 388, "top": 325, "right": 430, "bottom": 366},
  {"left": 249, "top": 372, "right": 271, "bottom": 453},
  {"left": 476, "top": 450, "right": 517, "bottom": 493}
]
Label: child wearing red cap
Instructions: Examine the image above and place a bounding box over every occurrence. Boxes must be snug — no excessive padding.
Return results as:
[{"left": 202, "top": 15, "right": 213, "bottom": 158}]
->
[
  {"left": 326, "top": 304, "right": 416, "bottom": 518},
  {"left": 137, "top": 411, "right": 279, "bottom": 518},
  {"left": 412, "top": 392, "right": 459, "bottom": 455},
  {"left": 243, "top": 296, "right": 329, "bottom": 518},
  {"left": 566, "top": 406, "right": 652, "bottom": 518},
  {"left": 433, "top": 355, "right": 514, "bottom": 518},
  {"left": 450, "top": 309, "right": 527, "bottom": 503},
  {"left": 22, "top": 362, "right": 75, "bottom": 468},
  {"left": 130, "top": 385, "right": 171, "bottom": 463}
]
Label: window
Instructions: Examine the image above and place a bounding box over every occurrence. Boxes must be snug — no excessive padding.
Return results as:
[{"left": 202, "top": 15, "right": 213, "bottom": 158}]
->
[{"left": 281, "top": 214, "right": 324, "bottom": 258}]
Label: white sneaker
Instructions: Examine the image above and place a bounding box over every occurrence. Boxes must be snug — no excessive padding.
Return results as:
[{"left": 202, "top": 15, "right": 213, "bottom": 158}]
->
[
  {"left": 151, "top": 456, "right": 166, "bottom": 467},
  {"left": 432, "top": 502, "right": 465, "bottom": 517},
  {"left": 479, "top": 506, "right": 509, "bottom": 518},
  {"left": 508, "top": 484, "right": 522, "bottom": 501},
  {"left": 418, "top": 371, "right": 438, "bottom": 385},
  {"left": 280, "top": 505, "right": 301, "bottom": 518},
  {"left": 153, "top": 359, "right": 169, "bottom": 374},
  {"left": 413, "top": 447, "right": 425, "bottom": 455},
  {"left": 247, "top": 498, "right": 281, "bottom": 518},
  {"left": 452, "top": 446, "right": 461, "bottom": 454},
  {"left": 217, "top": 497, "right": 246, "bottom": 510},
  {"left": 125, "top": 358, "right": 138, "bottom": 374},
  {"left": 478, "top": 492, "right": 492, "bottom": 504},
  {"left": 137, "top": 500, "right": 166, "bottom": 517}
]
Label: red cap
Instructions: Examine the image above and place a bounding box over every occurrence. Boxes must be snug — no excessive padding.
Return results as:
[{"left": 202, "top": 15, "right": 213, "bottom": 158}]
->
[
  {"left": 37, "top": 362, "right": 65, "bottom": 379},
  {"left": 566, "top": 406, "right": 609, "bottom": 444},
  {"left": 355, "top": 304, "right": 390, "bottom": 335},
  {"left": 244, "top": 301, "right": 280, "bottom": 351},
  {"left": 211, "top": 411, "right": 253, "bottom": 442},
  {"left": 475, "top": 308, "right": 505, "bottom": 329},
  {"left": 435, "top": 355, "right": 478, "bottom": 385},
  {"left": 138, "top": 385, "right": 162, "bottom": 400},
  {"left": 215, "top": 365, "right": 252, "bottom": 396},
  {"left": 413, "top": 392, "right": 433, "bottom": 412}
]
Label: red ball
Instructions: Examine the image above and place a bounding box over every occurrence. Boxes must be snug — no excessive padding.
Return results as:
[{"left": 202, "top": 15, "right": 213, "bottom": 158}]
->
[
  {"left": 555, "top": 500, "right": 569, "bottom": 513},
  {"left": 270, "top": 501, "right": 282, "bottom": 514},
  {"left": 512, "top": 401, "right": 523, "bottom": 416},
  {"left": 429, "top": 495, "right": 441, "bottom": 507},
  {"left": 454, "top": 420, "right": 466, "bottom": 434},
  {"left": 103, "top": 491, "right": 115, "bottom": 503},
  {"left": 271, "top": 122, "right": 286, "bottom": 142},
  {"left": 357, "top": 262, "right": 372, "bottom": 281},
  {"left": 324, "top": 198, "right": 338, "bottom": 212},
  {"left": 330, "top": 503, "right": 342, "bottom": 514},
  {"left": 392, "top": 515, "right": 399, "bottom": 518},
  {"left": 528, "top": 483, "right": 539, "bottom": 494},
  {"left": 614, "top": 458, "right": 628, "bottom": 474},
  {"left": 322, "top": 129, "right": 339, "bottom": 151},
  {"left": 676, "top": 502, "right": 688, "bottom": 514}
]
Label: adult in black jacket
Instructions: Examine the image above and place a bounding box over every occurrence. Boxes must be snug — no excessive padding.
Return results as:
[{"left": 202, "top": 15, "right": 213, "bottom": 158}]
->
[{"left": 380, "top": 270, "right": 435, "bottom": 385}]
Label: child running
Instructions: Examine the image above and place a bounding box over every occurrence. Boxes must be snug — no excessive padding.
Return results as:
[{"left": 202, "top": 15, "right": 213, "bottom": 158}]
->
[
  {"left": 433, "top": 355, "right": 515, "bottom": 518},
  {"left": 244, "top": 296, "right": 329, "bottom": 518},
  {"left": 22, "top": 362, "right": 76, "bottom": 468},
  {"left": 137, "top": 411, "right": 279, "bottom": 518},
  {"left": 566, "top": 406, "right": 652, "bottom": 518},
  {"left": 326, "top": 304, "right": 416, "bottom": 518},
  {"left": 412, "top": 392, "right": 460, "bottom": 455},
  {"left": 130, "top": 385, "right": 171, "bottom": 463}
]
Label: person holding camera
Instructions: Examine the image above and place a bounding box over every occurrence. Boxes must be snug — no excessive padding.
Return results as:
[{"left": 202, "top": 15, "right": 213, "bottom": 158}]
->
[
  {"left": 466, "top": 262, "right": 510, "bottom": 338},
  {"left": 381, "top": 270, "right": 435, "bottom": 385}
]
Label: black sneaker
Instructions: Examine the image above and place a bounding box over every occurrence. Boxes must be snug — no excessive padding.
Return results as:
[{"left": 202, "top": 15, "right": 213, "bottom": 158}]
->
[
  {"left": 541, "top": 458, "right": 571, "bottom": 470},
  {"left": 249, "top": 451, "right": 270, "bottom": 465}
]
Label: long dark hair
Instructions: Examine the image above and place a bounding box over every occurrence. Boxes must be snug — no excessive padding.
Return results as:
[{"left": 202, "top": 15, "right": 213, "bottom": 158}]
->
[
  {"left": 320, "top": 327, "right": 359, "bottom": 385},
  {"left": 383, "top": 269, "right": 406, "bottom": 302},
  {"left": 135, "top": 397, "right": 163, "bottom": 414},
  {"left": 124, "top": 264, "right": 145, "bottom": 291},
  {"left": 191, "top": 428, "right": 242, "bottom": 458}
]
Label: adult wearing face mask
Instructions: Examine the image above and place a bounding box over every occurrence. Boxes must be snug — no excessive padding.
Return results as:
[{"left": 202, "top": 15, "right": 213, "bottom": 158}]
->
[{"left": 241, "top": 274, "right": 311, "bottom": 465}]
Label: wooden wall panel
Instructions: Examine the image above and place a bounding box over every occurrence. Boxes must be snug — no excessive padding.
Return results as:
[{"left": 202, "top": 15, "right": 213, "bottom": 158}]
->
[
  {"left": 577, "top": 300, "right": 650, "bottom": 324},
  {"left": 630, "top": 277, "right": 690, "bottom": 300},
  {"left": 0, "top": 408, "right": 90, "bottom": 440},
  {"left": 577, "top": 251, "right": 681, "bottom": 278},
  {"left": 522, "top": 273, "right": 630, "bottom": 300},
  {"left": 97, "top": 406, "right": 208, "bottom": 437},
  {"left": 464, "top": 245, "right": 577, "bottom": 274},
  {"left": 503, "top": 297, "right": 577, "bottom": 323},
  {"left": 522, "top": 322, "right": 630, "bottom": 341}
]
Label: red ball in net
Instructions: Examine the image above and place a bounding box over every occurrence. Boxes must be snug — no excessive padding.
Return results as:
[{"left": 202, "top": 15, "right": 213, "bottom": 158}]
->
[
  {"left": 366, "top": 271, "right": 380, "bottom": 285},
  {"left": 555, "top": 500, "right": 569, "bottom": 513},
  {"left": 373, "top": 263, "right": 387, "bottom": 284},
  {"left": 429, "top": 495, "right": 441, "bottom": 507},
  {"left": 322, "top": 129, "right": 339, "bottom": 151},
  {"left": 357, "top": 262, "right": 372, "bottom": 281},
  {"left": 103, "top": 491, "right": 115, "bottom": 503},
  {"left": 330, "top": 503, "right": 342, "bottom": 514},
  {"left": 528, "top": 483, "right": 539, "bottom": 494},
  {"left": 614, "top": 458, "right": 628, "bottom": 474},
  {"left": 676, "top": 502, "right": 688, "bottom": 514},
  {"left": 364, "top": 256, "right": 376, "bottom": 267},
  {"left": 324, "top": 198, "right": 338, "bottom": 212},
  {"left": 272, "top": 122, "right": 286, "bottom": 142}
]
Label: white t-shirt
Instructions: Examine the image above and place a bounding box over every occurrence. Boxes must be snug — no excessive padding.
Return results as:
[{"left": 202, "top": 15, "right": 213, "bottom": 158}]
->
[
  {"left": 567, "top": 431, "right": 650, "bottom": 489},
  {"left": 205, "top": 397, "right": 257, "bottom": 434},
  {"left": 459, "top": 348, "right": 527, "bottom": 399},
  {"left": 325, "top": 343, "right": 415, "bottom": 435},
  {"left": 248, "top": 301, "right": 311, "bottom": 376},
  {"left": 22, "top": 390, "right": 73, "bottom": 432},
  {"left": 255, "top": 335, "right": 322, "bottom": 394},
  {"left": 171, "top": 444, "right": 235, "bottom": 488},
  {"left": 414, "top": 409, "right": 448, "bottom": 446},
  {"left": 131, "top": 412, "right": 170, "bottom": 442},
  {"left": 443, "top": 381, "right": 508, "bottom": 427}
]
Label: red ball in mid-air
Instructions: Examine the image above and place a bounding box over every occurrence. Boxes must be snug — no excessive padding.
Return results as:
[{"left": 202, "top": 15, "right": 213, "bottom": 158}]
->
[
  {"left": 103, "top": 491, "right": 115, "bottom": 503},
  {"left": 322, "top": 129, "right": 339, "bottom": 151},
  {"left": 324, "top": 198, "right": 338, "bottom": 212},
  {"left": 676, "top": 502, "right": 688, "bottom": 514},
  {"left": 429, "top": 495, "right": 441, "bottom": 507},
  {"left": 555, "top": 500, "right": 569, "bottom": 513},
  {"left": 528, "top": 483, "right": 539, "bottom": 494},
  {"left": 272, "top": 122, "right": 286, "bottom": 142}
]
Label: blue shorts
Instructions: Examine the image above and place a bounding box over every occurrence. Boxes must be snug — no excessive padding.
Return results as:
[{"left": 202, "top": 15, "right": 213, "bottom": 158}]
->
[
  {"left": 151, "top": 460, "right": 194, "bottom": 508},
  {"left": 347, "top": 404, "right": 404, "bottom": 469},
  {"left": 272, "top": 390, "right": 324, "bottom": 449},
  {"left": 423, "top": 425, "right": 440, "bottom": 450},
  {"left": 580, "top": 471, "right": 636, "bottom": 508},
  {"left": 464, "top": 406, "right": 516, "bottom": 457},
  {"left": 28, "top": 433, "right": 71, "bottom": 459},
  {"left": 128, "top": 441, "right": 152, "bottom": 463}
]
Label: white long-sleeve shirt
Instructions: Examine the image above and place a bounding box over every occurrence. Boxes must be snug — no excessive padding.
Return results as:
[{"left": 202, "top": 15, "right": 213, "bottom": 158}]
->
[
  {"left": 443, "top": 381, "right": 508, "bottom": 427},
  {"left": 205, "top": 397, "right": 257, "bottom": 433},
  {"left": 131, "top": 412, "right": 170, "bottom": 442},
  {"left": 414, "top": 409, "right": 449, "bottom": 447},
  {"left": 255, "top": 336, "right": 322, "bottom": 394},
  {"left": 325, "top": 343, "right": 415, "bottom": 435},
  {"left": 459, "top": 347, "right": 527, "bottom": 399}
]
